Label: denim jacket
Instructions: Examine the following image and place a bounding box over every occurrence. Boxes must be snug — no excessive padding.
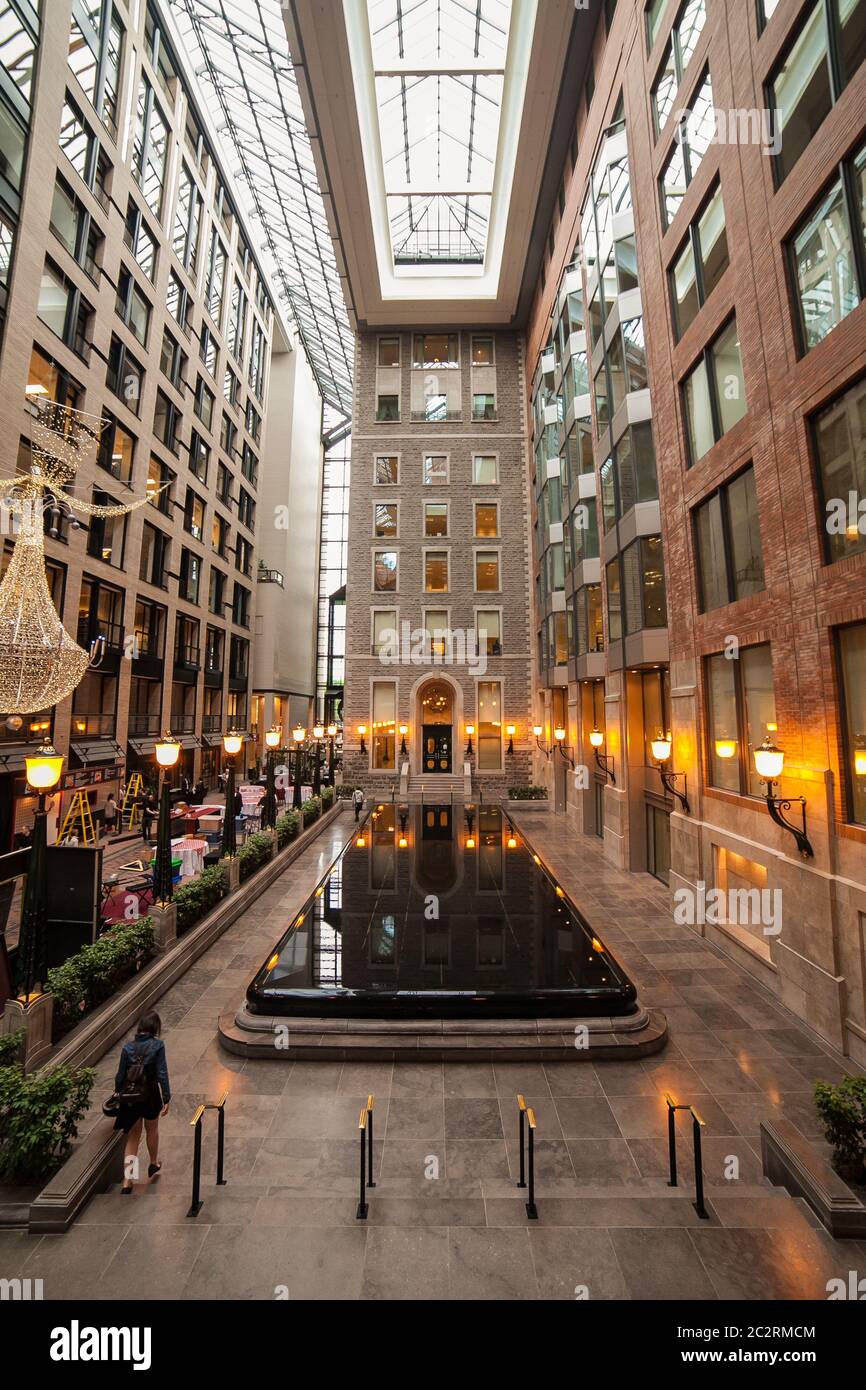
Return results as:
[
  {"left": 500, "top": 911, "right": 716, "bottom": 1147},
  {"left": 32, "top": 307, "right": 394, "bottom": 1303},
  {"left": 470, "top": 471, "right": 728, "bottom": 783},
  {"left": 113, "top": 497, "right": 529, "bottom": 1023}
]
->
[{"left": 115, "top": 1034, "right": 171, "bottom": 1103}]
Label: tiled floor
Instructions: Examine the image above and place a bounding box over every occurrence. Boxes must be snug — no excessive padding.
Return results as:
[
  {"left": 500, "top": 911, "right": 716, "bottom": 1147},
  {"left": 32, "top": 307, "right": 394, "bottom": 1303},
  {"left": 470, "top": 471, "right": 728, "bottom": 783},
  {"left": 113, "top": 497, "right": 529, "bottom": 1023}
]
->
[{"left": 4, "top": 807, "right": 865, "bottom": 1301}]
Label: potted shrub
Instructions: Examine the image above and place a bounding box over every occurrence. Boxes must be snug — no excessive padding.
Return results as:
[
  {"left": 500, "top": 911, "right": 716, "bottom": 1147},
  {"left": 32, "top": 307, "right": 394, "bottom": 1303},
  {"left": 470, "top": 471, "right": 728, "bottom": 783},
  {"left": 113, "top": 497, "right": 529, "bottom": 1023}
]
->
[
  {"left": 0, "top": 1031, "right": 95, "bottom": 1182},
  {"left": 507, "top": 785, "right": 548, "bottom": 801},
  {"left": 814, "top": 1076, "right": 866, "bottom": 1183}
]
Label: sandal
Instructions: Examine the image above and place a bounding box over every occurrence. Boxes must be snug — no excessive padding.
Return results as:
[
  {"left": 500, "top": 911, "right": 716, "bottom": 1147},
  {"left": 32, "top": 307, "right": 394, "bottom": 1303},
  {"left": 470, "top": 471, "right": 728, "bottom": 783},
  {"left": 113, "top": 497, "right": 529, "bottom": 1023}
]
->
[
  {"left": 148, "top": 1162, "right": 162, "bottom": 1180},
  {"left": 120, "top": 1183, "right": 133, "bottom": 1194}
]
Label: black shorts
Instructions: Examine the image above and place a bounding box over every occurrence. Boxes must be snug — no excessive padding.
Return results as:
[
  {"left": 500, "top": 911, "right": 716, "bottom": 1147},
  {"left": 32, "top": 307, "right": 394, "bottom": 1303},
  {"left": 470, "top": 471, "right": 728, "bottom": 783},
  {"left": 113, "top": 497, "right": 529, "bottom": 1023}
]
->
[{"left": 114, "top": 1094, "right": 162, "bottom": 1131}]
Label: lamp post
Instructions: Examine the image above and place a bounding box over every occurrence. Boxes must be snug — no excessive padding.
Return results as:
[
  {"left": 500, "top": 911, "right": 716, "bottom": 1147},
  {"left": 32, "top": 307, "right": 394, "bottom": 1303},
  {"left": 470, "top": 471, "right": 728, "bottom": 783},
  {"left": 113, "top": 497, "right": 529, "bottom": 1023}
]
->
[
  {"left": 153, "top": 732, "right": 181, "bottom": 904},
  {"left": 533, "top": 723, "right": 552, "bottom": 760},
  {"left": 357, "top": 724, "right": 367, "bottom": 756},
  {"left": 15, "top": 742, "right": 64, "bottom": 1001},
  {"left": 312, "top": 723, "right": 324, "bottom": 796},
  {"left": 398, "top": 723, "right": 408, "bottom": 759},
  {"left": 505, "top": 724, "right": 516, "bottom": 757},
  {"left": 650, "top": 729, "right": 690, "bottom": 814},
  {"left": 261, "top": 725, "right": 280, "bottom": 830},
  {"left": 326, "top": 723, "right": 337, "bottom": 786},
  {"left": 221, "top": 730, "right": 243, "bottom": 858},
  {"left": 464, "top": 723, "right": 475, "bottom": 759},
  {"left": 292, "top": 724, "right": 305, "bottom": 809},
  {"left": 553, "top": 726, "right": 576, "bottom": 770},
  {"left": 753, "top": 735, "right": 814, "bottom": 858}
]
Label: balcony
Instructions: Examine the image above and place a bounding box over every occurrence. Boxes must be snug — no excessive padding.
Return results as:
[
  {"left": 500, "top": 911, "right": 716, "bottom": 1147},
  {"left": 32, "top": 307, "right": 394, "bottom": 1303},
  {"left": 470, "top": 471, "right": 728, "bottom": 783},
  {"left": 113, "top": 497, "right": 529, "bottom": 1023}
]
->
[
  {"left": 128, "top": 712, "right": 159, "bottom": 736},
  {"left": 410, "top": 410, "right": 462, "bottom": 423},
  {"left": 77, "top": 616, "right": 124, "bottom": 654},
  {"left": 171, "top": 714, "right": 196, "bottom": 735},
  {"left": 70, "top": 713, "right": 115, "bottom": 738},
  {"left": 202, "top": 714, "right": 222, "bottom": 733},
  {"left": 257, "top": 566, "right": 284, "bottom": 586}
]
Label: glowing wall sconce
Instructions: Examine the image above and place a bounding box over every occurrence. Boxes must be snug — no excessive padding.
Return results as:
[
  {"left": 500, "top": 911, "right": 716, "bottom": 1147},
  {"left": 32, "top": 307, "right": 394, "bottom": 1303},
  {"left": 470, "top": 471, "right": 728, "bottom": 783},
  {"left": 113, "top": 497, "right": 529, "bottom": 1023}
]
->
[
  {"left": 588, "top": 727, "right": 615, "bottom": 784},
  {"left": 357, "top": 724, "right": 367, "bottom": 754},
  {"left": 398, "top": 723, "right": 408, "bottom": 757},
  {"left": 753, "top": 735, "right": 813, "bottom": 858},
  {"left": 715, "top": 737, "right": 737, "bottom": 760},
  {"left": 533, "top": 724, "right": 551, "bottom": 759},
  {"left": 651, "top": 729, "right": 690, "bottom": 814},
  {"left": 855, "top": 748, "right": 866, "bottom": 777},
  {"left": 465, "top": 723, "right": 475, "bottom": 757},
  {"left": 553, "top": 725, "right": 575, "bottom": 770},
  {"left": 505, "top": 723, "right": 516, "bottom": 756}
]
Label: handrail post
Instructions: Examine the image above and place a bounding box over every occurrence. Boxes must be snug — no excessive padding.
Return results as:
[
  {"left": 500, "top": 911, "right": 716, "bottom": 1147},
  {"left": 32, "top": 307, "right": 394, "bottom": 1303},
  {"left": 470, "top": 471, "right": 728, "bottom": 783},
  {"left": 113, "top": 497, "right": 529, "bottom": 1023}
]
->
[
  {"left": 366, "top": 1094, "right": 375, "bottom": 1188},
  {"left": 213, "top": 1091, "right": 228, "bottom": 1187},
  {"left": 665, "top": 1093, "right": 677, "bottom": 1188},
  {"left": 187, "top": 1106, "right": 205, "bottom": 1218},
  {"left": 517, "top": 1094, "right": 527, "bottom": 1189},
  {"left": 356, "top": 1106, "right": 369, "bottom": 1220},
  {"left": 525, "top": 1107, "right": 538, "bottom": 1220},
  {"left": 691, "top": 1109, "right": 709, "bottom": 1219}
]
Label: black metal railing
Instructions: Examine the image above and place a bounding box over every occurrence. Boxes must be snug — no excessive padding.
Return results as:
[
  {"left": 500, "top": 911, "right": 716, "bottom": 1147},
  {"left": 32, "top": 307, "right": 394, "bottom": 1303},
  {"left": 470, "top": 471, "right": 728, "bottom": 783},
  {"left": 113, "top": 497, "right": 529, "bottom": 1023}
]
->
[
  {"left": 516, "top": 1094, "right": 538, "bottom": 1220},
  {"left": 664, "top": 1093, "right": 709, "bottom": 1219},
  {"left": 187, "top": 1092, "right": 228, "bottom": 1218}
]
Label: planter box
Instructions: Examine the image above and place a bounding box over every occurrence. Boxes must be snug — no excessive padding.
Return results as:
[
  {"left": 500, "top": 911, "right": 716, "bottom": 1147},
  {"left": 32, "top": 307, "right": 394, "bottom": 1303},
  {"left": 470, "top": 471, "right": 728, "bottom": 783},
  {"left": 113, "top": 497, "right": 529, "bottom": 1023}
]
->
[{"left": 760, "top": 1116, "right": 866, "bottom": 1239}]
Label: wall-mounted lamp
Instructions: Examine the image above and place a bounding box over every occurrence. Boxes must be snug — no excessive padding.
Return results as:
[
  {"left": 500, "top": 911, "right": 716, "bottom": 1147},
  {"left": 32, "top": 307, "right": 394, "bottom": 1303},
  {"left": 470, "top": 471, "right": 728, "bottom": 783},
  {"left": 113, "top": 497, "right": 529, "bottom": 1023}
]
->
[
  {"left": 533, "top": 724, "right": 551, "bottom": 760},
  {"left": 553, "top": 725, "right": 576, "bottom": 770},
  {"left": 505, "top": 723, "right": 516, "bottom": 756},
  {"left": 588, "top": 727, "right": 615, "bottom": 785},
  {"left": 651, "top": 729, "right": 690, "bottom": 814},
  {"left": 465, "top": 723, "right": 475, "bottom": 758},
  {"left": 357, "top": 724, "right": 367, "bottom": 755},
  {"left": 398, "top": 723, "right": 408, "bottom": 757},
  {"left": 855, "top": 748, "right": 866, "bottom": 777},
  {"left": 753, "top": 735, "right": 813, "bottom": 858},
  {"left": 715, "top": 737, "right": 737, "bottom": 761}
]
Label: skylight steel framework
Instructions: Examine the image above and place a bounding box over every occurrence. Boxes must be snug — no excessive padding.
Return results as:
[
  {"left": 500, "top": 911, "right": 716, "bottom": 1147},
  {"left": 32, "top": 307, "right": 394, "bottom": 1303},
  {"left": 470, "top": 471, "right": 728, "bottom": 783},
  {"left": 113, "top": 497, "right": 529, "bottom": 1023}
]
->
[
  {"left": 169, "top": 0, "right": 353, "bottom": 417},
  {"left": 367, "top": 0, "right": 513, "bottom": 264}
]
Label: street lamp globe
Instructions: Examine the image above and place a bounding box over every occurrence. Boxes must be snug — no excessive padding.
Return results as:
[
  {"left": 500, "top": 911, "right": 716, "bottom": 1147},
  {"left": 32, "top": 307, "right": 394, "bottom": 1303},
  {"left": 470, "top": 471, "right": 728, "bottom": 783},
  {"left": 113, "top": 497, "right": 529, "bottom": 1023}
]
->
[
  {"left": 155, "top": 732, "right": 181, "bottom": 768},
  {"left": 25, "top": 742, "right": 63, "bottom": 791}
]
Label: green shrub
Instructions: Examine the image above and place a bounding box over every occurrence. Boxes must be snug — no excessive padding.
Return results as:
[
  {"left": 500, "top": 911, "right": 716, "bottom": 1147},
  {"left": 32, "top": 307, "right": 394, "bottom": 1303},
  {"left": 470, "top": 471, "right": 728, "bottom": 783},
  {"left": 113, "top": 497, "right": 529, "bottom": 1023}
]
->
[
  {"left": 336, "top": 786, "right": 356, "bottom": 800},
  {"left": 507, "top": 785, "right": 548, "bottom": 800},
  {"left": 47, "top": 918, "right": 156, "bottom": 1037},
  {"left": 814, "top": 1076, "right": 866, "bottom": 1177},
  {"left": 301, "top": 796, "right": 321, "bottom": 826},
  {"left": 238, "top": 831, "right": 273, "bottom": 882},
  {"left": 321, "top": 785, "right": 335, "bottom": 810},
  {"left": 275, "top": 809, "right": 300, "bottom": 849},
  {"left": 0, "top": 1030, "right": 95, "bottom": 1182},
  {"left": 174, "top": 864, "right": 227, "bottom": 934}
]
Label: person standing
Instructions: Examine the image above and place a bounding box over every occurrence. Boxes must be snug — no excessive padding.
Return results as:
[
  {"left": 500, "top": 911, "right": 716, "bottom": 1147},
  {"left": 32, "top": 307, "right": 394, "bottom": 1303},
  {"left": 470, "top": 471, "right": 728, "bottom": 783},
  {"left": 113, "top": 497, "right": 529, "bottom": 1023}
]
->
[
  {"left": 141, "top": 793, "right": 157, "bottom": 845},
  {"left": 113, "top": 1012, "right": 170, "bottom": 1193},
  {"left": 103, "top": 793, "right": 118, "bottom": 838},
  {"left": 352, "top": 787, "right": 365, "bottom": 822}
]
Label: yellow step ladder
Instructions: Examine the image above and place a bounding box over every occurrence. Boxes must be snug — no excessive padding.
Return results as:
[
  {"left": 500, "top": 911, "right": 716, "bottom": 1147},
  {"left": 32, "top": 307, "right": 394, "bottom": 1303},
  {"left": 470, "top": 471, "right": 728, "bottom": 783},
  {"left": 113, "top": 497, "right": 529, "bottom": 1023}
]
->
[
  {"left": 58, "top": 789, "right": 97, "bottom": 847},
  {"left": 121, "top": 771, "right": 144, "bottom": 829}
]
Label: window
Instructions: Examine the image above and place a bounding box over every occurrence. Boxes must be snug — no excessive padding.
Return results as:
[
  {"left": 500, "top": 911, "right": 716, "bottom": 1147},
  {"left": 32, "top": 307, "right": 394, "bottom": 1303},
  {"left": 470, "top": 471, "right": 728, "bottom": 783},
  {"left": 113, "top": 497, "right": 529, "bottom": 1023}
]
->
[
  {"left": 474, "top": 502, "right": 498, "bottom": 537},
  {"left": 146, "top": 455, "right": 173, "bottom": 514},
  {"left": 248, "top": 319, "right": 266, "bottom": 401},
  {"left": 224, "top": 366, "right": 239, "bottom": 408},
  {"left": 175, "top": 615, "right": 200, "bottom": 670},
  {"left": 245, "top": 400, "right": 262, "bottom": 444},
  {"left": 473, "top": 454, "right": 497, "bottom": 485},
  {"left": 476, "top": 609, "right": 501, "bottom": 656},
  {"left": 372, "top": 610, "right": 397, "bottom": 656},
  {"left": 472, "top": 393, "right": 496, "bottom": 420},
  {"left": 652, "top": 1, "right": 707, "bottom": 134},
  {"left": 575, "top": 583, "right": 604, "bottom": 655},
  {"left": 160, "top": 327, "right": 186, "bottom": 389},
  {"left": 374, "top": 502, "right": 398, "bottom": 538},
  {"left": 789, "top": 145, "right": 864, "bottom": 352},
  {"left": 376, "top": 394, "right": 399, "bottom": 421},
  {"left": 173, "top": 163, "right": 202, "bottom": 275},
  {"left": 694, "top": 466, "right": 764, "bottom": 611},
  {"left": 184, "top": 488, "right": 205, "bottom": 541},
  {"left": 194, "top": 375, "right": 214, "bottom": 431},
  {"left": 232, "top": 582, "right": 250, "bottom": 627},
  {"left": 412, "top": 334, "right": 459, "bottom": 368},
  {"left": 375, "top": 454, "right": 398, "bottom": 485},
  {"left": 205, "top": 227, "right": 227, "bottom": 327},
  {"left": 189, "top": 431, "right": 210, "bottom": 484},
  {"left": 220, "top": 414, "right": 236, "bottom": 458},
  {"left": 425, "top": 551, "right": 449, "bottom": 592},
  {"left": 124, "top": 199, "right": 156, "bottom": 281},
  {"left": 372, "top": 682, "right": 396, "bottom": 769},
  {"left": 812, "top": 376, "right": 866, "bottom": 564},
  {"left": 767, "top": 0, "right": 864, "bottom": 184},
  {"left": 200, "top": 324, "right": 218, "bottom": 375},
  {"left": 424, "top": 610, "right": 449, "bottom": 658},
  {"left": 208, "top": 566, "right": 226, "bottom": 615},
  {"left": 424, "top": 502, "right": 448, "bottom": 537},
  {"left": 659, "top": 70, "right": 713, "bottom": 228},
  {"left": 374, "top": 551, "right": 397, "bottom": 591},
  {"left": 378, "top": 336, "right": 400, "bottom": 366},
  {"left": 238, "top": 489, "right": 256, "bottom": 531},
  {"left": 87, "top": 490, "right": 125, "bottom": 568},
  {"left": 670, "top": 180, "right": 729, "bottom": 337},
  {"left": 477, "top": 681, "right": 503, "bottom": 769},
  {"left": 241, "top": 443, "right": 258, "bottom": 485},
  {"left": 50, "top": 176, "right": 102, "bottom": 279},
  {"left": 472, "top": 336, "right": 494, "bottom": 365},
  {"left": 423, "top": 394, "right": 447, "bottom": 422},
  {"left": 131, "top": 76, "right": 168, "bottom": 219},
  {"left": 211, "top": 512, "right": 228, "bottom": 557},
  {"left": 229, "top": 278, "right": 247, "bottom": 361},
  {"left": 474, "top": 550, "right": 499, "bottom": 592},
  {"left": 106, "top": 335, "right": 143, "bottom": 414},
  {"left": 37, "top": 260, "right": 93, "bottom": 358},
  {"left": 705, "top": 644, "right": 776, "bottom": 795},
  {"left": 97, "top": 415, "right": 134, "bottom": 483},
  {"left": 621, "top": 535, "right": 667, "bottom": 632},
  {"left": 115, "top": 266, "right": 151, "bottom": 346},
  {"left": 179, "top": 548, "right": 201, "bottom": 604},
  {"left": 682, "top": 317, "right": 746, "bottom": 464},
  {"left": 423, "top": 454, "right": 449, "bottom": 486},
  {"left": 646, "top": 0, "right": 669, "bottom": 50},
  {"left": 837, "top": 623, "right": 866, "bottom": 825},
  {"left": 153, "top": 389, "right": 180, "bottom": 451},
  {"left": 606, "top": 559, "right": 622, "bottom": 642},
  {"left": 139, "top": 521, "right": 169, "bottom": 587},
  {"left": 216, "top": 461, "right": 232, "bottom": 504}
]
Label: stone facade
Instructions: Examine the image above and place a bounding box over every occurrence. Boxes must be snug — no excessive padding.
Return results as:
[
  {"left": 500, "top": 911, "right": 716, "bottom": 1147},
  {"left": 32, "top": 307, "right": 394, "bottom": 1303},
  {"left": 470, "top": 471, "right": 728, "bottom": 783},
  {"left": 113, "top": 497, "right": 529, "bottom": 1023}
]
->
[{"left": 342, "top": 329, "right": 533, "bottom": 797}]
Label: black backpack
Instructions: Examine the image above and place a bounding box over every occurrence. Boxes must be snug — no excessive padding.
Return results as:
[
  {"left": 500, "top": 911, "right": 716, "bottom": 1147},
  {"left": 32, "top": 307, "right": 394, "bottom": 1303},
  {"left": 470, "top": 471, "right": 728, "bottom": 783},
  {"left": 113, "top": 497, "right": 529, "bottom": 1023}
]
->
[{"left": 119, "top": 1048, "right": 156, "bottom": 1105}]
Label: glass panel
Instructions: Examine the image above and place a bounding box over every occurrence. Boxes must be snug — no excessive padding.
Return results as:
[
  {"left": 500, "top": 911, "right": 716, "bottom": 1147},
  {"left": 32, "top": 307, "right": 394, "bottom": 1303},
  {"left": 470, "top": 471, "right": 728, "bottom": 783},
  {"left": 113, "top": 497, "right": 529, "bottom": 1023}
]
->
[
  {"left": 672, "top": 236, "right": 699, "bottom": 335},
  {"left": 683, "top": 356, "right": 714, "bottom": 462},
  {"left": 642, "top": 535, "right": 667, "bottom": 628},
  {"left": 677, "top": 0, "right": 706, "bottom": 69},
  {"left": 376, "top": 455, "right": 399, "bottom": 484},
  {"left": 653, "top": 44, "right": 677, "bottom": 132},
  {"left": 792, "top": 174, "right": 859, "bottom": 350},
  {"left": 707, "top": 653, "right": 739, "bottom": 790},
  {"left": 838, "top": 622, "right": 866, "bottom": 824},
  {"left": 372, "top": 682, "right": 396, "bottom": 770},
  {"left": 771, "top": 0, "right": 832, "bottom": 181},
  {"left": 606, "top": 559, "right": 622, "bottom": 641},
  {"left": 474, "top": 503, "right": 498, "bottom": 537},
  {"left": 423, "top": 454, "right": 448, "bottom": 485},
  {"left": 695, "top": 491, "right": 728, "bottom": 611},
  {"left": 473, "top": 454, "right": 497, "bottom": 484},
  {"left": 476, "top": 609, "right": 501, "bottom": 656},
  {"left": 697, "top": 183, "right": 729, "bottom": 299},
  {"left": 477, "top": 681, "right": 502, "bottom": 770},
  {"left": 475, "top": 550, "right": 499, "bottom": 591},
  {"left": 713, "top": 319, "right": 747, "bottom": 435},
  {"left": 813, "top": 376, "right": 866, "bottom": 563},
  {"left": 425, "top": 552, "right": 449, "bottom": 592},
  {"left": 742, "top": 644, "right": 776, "bottom": 796},
  {"left": 836, "top": 0, "right": 866, "bottom": 87},
  {"left": 425, "top": 502, "right": 448, "bottom": 537},
  {"left": 374, "top": 503, "right": 398, "bottom": 538},
  {"left": 727, "top": 468, "right": 765, "bottom": 600},
  {"left": 374, "top": 551, "right": 397, "bottom": 591}
]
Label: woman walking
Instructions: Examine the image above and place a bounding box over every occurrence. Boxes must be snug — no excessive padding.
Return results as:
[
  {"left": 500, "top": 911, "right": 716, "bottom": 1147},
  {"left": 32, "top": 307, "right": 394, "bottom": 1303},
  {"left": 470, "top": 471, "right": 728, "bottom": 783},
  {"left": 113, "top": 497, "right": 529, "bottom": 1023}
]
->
[
  {"left": 113, "top": 1012, "right": 171, "bottom": 1193},
  {"left": 103, "top": 793, "right": 118, "bottom": 838}
]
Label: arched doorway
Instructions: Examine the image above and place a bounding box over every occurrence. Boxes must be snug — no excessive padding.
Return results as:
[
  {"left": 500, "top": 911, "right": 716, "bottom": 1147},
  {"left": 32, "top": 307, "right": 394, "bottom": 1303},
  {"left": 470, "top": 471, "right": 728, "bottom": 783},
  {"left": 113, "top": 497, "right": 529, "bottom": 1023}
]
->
[{"left": 418, "top": 678, "right": 454, "bottom": 774}]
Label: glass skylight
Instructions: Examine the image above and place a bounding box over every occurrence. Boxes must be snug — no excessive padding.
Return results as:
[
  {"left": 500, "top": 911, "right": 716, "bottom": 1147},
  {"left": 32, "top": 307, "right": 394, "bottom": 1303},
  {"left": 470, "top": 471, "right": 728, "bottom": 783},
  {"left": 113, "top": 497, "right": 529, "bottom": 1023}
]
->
[
  {"left": 367, "top": 0, "right": 513, "bottom": 264},
  {"left": 169, "top": 0, "right": 354, "bottom": 417}
]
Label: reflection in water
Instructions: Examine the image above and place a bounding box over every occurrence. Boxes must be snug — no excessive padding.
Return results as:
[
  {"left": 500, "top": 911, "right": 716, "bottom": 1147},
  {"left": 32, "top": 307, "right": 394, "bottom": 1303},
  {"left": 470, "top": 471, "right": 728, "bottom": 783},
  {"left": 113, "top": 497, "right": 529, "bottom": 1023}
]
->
[{"left": 248, "top": 804, "right": 637, "bottom": 1018}]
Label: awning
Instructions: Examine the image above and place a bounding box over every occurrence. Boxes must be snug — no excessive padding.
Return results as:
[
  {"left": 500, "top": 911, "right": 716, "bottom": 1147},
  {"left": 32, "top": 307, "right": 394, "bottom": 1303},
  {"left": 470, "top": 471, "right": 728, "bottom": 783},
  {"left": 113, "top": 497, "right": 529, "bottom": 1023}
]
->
[{"left": 70, "top": 740, "right": 125, "bottom": 764}]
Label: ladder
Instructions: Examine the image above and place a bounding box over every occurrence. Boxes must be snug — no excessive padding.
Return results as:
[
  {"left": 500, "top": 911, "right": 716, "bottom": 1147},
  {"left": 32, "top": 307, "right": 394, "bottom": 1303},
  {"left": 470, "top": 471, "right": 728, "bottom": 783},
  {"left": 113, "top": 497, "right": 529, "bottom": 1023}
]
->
[
  {"left": 121, "top": 771, "right": 144, "bottom": 829},
  {"left": 58, "top": 789, "right": 97, "bottom": 847}
]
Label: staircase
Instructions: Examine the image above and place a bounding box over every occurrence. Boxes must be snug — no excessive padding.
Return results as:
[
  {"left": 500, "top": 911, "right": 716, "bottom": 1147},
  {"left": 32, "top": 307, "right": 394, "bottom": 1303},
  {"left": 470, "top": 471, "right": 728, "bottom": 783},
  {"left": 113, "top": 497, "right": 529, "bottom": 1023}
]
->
[{"left": 399, "top": 762, "right": 473, "bottom": 803}]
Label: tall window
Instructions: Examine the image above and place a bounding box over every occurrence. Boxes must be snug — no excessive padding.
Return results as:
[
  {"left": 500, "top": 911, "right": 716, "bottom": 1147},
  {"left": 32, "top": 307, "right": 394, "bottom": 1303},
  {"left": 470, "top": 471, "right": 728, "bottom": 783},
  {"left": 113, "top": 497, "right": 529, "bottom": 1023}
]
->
[
  {"left": 621, "top": 536, "right": 667, "bottom": 633},
  {"left": 693, "top": 466, "right": 764, "bottom": 611},
  {"left": 659, "top": 70, "right": 713, "bottom": 228},
  {"left": 682, "top": 317, "right": 746, "bottom": 463},
  {"left": 423, "top": 454, "right": 448, "bottom": 486},
  {"left": 652, "top": 0, "right": 707, "bottom": 134},
  {"left": 837, "top": 622, "right": 866, "bottom": 825},
  {"left": 425, "top": 551, "right": 449, "bottom": 592},
  {"left": 378, "top": 336, "right": 399, "bottom": 366},
  {"left": 172, "top": 163, "right": 202, "bottom": 274},
  {"left": 812, "top": 375, "right": 866, "bottom": 564},
  {"left": 477, "top": 681, "right": 502, "bottom": 770},
  {"left": 371, "top": 682, "right": 396, "bottom": 769},
  {"left": 412, "top": 334, "right": 459, "bottom": 368},
  {"left": 373, "top": 550, "right": 397, "bottom": 591},
  {"left": 789, "top": 142, "right": 865, "bottom": 352},
  {"left": 205, "top": 227, "right": 227, "bottom": 327},
  {"left": 476, "top": 609, "right": 501, "bottom": 656},
  {"left": 670, "top": 180, "right": 729, "bottom": 337},
  {"left": 375, "top": 455, "right": 398, "bottom": 484},
  {"left": 474, "top": 551, "right": 499, "bottom": 592},
  {"left": 131, "top": 76, "right": 167, "bottom": 220},
  {"left": 705, "top": 644, "right": 776, "bottom": 795}
]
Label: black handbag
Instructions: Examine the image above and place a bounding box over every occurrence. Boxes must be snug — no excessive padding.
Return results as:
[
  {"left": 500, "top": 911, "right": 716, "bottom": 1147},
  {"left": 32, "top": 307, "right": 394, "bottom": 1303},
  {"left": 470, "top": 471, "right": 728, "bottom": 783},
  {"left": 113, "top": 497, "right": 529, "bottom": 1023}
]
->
[{"left": 102, "top": 1091, "right": 121, "bottom": 1117}]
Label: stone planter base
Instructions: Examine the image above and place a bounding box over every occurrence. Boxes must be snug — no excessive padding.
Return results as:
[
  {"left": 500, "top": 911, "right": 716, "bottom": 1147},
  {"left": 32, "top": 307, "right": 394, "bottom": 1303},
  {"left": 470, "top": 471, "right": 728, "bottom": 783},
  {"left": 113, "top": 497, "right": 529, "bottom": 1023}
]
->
[
  {"left": 1, "top": 992, "right": 54, "bottom": 1072},
  {"left": 761, "top": 1116, "right": 866, "bottom": 1239}
]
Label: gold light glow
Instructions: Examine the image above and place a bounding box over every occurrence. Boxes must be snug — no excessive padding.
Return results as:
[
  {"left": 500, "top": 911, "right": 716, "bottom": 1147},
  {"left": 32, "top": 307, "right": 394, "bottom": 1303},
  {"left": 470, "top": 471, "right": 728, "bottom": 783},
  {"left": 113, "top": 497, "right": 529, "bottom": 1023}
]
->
[
  {"left": 507, "top": 835, "right": 517, "bottom": 849},
  {"left": 356, "top": 836, "right": 366, "bottom": 848},
  {"left": 155, "top": 732, "right": 181, "bottom": 768},
  {"left": 554, "top": 726, "right": 566, "bottom": 742},
  {"left": 357, "top": 724, "right": 367, "bottom": 737},
  {"left": 506, "top": 724, "right": 516, "bottom": 737},
  {"left": 591, "top": 937, "right": 604, "bottom": 953},
  {"left": 532, "top": 724, "right": 543, "bottom": 738},
  {"left": 313, "top": 723, "right": 324, "bottom": 739},
  {"left": 589, "top": 727, "right": 604, "bottom": 749},
  {"left": 651, "top": 731, "right": 672, "bottom": 763},
  {"left": 327, "top": 723, "right": 337, "bottom": 737},
  {"left": 265, "top": 726, "right": 281, "bottom": 749},
  {"left": 266, "top": 953, "right": 279, "bottom": 971},
  {"left": 465, "top": 723, "right": 475, "bottom": 736},
  {"left": 398, "top": 723, "right": 408, "bottom": 735},
  {"left": 555, "top": 885, "right": 565, "bottom": 898},
  {"left": 292, "top": 724, "right": 306, "bottom": 743},
  {"left": 855, "top": 750, "right": 866, "bottom": 777},
  {"left": 398, "top": 836, "right": 408, "bottom": 848},
  {"left": 715, "top": 738, "right": 737, "bottom": 760},
  {"left": 222, "top": 730, "right": 243, "bottom": 756},
  {"left": 754, "top": 736, "right": 784, "bottom": 782},
  {"left": 25, "top": 742, "right": 63, "bottom": 790},
  {"left": 466, "top": 836, "right": 476, "bottom": 849}
]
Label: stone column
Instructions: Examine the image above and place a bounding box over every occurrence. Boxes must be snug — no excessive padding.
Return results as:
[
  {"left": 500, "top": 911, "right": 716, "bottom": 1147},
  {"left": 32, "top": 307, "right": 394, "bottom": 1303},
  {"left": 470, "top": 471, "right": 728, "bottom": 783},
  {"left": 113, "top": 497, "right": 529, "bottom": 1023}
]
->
[
  {"left": 149, "top": 902, "right": 177, "bottom": 952},
  {"left": 1, "top": 991, "right": 54, "bottom": 1072}
]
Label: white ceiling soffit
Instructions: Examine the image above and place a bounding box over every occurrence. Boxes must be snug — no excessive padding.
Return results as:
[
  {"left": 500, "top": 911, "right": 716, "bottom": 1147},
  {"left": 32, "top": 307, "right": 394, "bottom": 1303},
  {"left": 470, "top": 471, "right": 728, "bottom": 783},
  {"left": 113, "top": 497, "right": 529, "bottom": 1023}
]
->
[
  {"left": 286, "top": 0, "right": 576, "bottom": 327},
  {"left": 169, "top": 0, "right": 355, "bottom": 416}
]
